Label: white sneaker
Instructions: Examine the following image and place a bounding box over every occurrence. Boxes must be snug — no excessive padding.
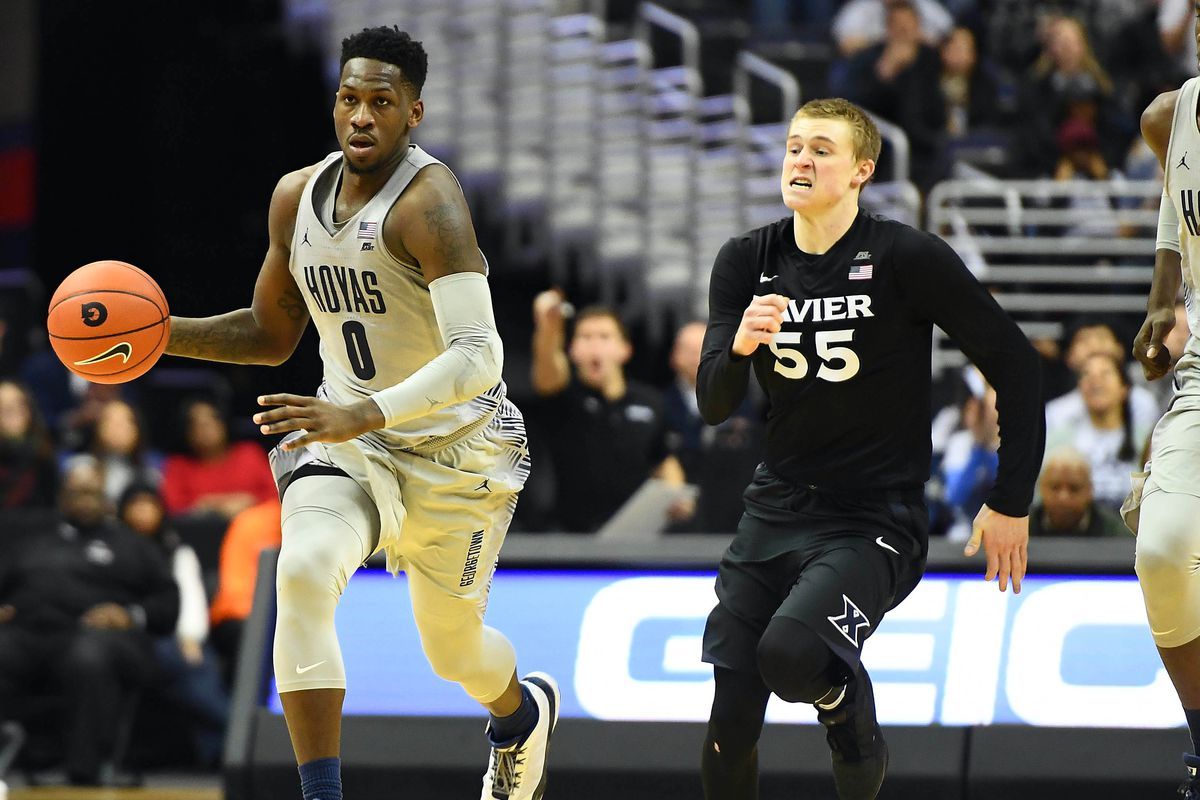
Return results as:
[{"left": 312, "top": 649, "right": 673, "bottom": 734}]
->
[{"left": 480, "top": 672, "right": 560, "bottom": 800}]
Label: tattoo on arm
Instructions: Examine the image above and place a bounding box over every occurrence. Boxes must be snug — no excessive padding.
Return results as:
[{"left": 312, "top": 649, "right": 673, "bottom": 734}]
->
[
  {"left": 278, "top": 285, "right": 307, "bottom": 321},
  {"left": 168, "top": 310, "right": 267, "bottom": 362},
  {"left": 423, "top": 202, "right": 470, "bottom": 272}
]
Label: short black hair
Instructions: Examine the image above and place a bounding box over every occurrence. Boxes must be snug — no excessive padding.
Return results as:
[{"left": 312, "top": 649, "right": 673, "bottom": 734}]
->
[
  {"left": 340, "top": 26, "right": 428, "bottom": 95},
  {"left": 574, "top": 305, "right": 631, "bottom": 344}
]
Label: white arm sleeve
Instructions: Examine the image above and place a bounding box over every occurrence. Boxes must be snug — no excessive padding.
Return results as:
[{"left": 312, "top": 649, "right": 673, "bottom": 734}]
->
[
  {"left": 1159, "top": 188, "right": 1182, "bottom": 253},
  {"left": 370, "top": 271, "right": 503, "bottom": 428},
  {"left": 173, "top": 545, "right": 210, "bottom": 643}
]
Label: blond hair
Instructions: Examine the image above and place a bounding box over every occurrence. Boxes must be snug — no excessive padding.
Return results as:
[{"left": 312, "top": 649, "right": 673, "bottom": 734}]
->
[
  {"left": 791, "top": 98, "right": 882, "bottom": 164},
  {"left": 1031, "top": 16, "right": 1113, "bottom": 96}
]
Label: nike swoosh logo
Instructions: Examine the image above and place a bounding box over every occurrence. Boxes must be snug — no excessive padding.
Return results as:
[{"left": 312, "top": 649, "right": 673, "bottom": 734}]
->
[
  {"left": 876, "top": 537, "right": 899, "bottom": 555},
  {"left": 295, "top": 661, "right": 327, "bottom": 675},
  {"left": 759, "top": 274, "right": 773, "bottom": 283},
  {"left": 73, "top": 342, "right": 132, "bottom": 366}
]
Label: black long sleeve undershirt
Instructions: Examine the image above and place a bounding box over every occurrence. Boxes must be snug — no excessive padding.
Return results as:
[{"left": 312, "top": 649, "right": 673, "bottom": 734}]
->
[{"left": 696, "top": 213, "right": 1045, "bottom": 517}]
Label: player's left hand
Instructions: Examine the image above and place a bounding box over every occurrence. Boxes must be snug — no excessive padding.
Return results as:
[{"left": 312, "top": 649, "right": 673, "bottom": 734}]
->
[
  {"left": 964, "top": 504, "right": 1028, "bottom": 593},
  {"left": 255, "top": 394, "right": 385, "bottom": 451}
]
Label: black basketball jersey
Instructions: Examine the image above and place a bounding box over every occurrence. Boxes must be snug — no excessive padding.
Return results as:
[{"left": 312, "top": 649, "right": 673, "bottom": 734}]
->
[{"left": 697, "top": 210, "right": 1045, "bottom": 517}]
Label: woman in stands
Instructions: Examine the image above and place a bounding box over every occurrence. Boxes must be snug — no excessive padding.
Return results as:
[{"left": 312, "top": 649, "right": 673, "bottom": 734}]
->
[
  {"left": 1044, "top": 352, "right": 1150, "bottom": 511},
  {"left": 0, "top": 379, "right": 58, "bottom": 510}
]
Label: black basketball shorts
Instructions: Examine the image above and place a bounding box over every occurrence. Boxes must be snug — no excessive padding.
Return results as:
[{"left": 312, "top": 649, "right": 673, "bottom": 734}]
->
[{"left": 702, "top": 465, "right": 929, "bottom": 676}]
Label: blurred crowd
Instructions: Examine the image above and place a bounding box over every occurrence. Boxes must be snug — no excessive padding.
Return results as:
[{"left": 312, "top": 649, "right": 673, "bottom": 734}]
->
[{"left": 773, "top": 0, "right": 1195, "bottom": 191}]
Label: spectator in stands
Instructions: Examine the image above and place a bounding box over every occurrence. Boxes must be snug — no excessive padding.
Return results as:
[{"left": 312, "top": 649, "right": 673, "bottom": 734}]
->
[
  {"left": 1046, "top": 320, "right": 1162, "bottom": 432},
  {"left": 118, "top": 484, "right": 228, "bottom": 767},
  {"left": 987, "top": 0, "right": 1143, "bottom": 75},
  {"left": 1160, "top": 0, "right": 1199, "bottom": 82},
  {"left": 1048, "top": 116, "right": 1133, "bottom": 244},
  {"left": 1029, "top": 446, "right": 1128, "bottom": 536},
  {"left": 530, "top": 289, "right": 689, "bottom": 533},
  {"left": 663, "top": 321, "right": 764, "bottom": 534},
  {"left": 937, "top": 372, "right": 1000, "bottom": 539},
  {"left": 842, "top": 0, "right": 949, "bottom": 188},
  {"left": 1053, "top": 116, "right": 1113, "bottom": 181},
  {"left": 1016, "top": 15, "right": 1126, "bottom": 177},
  {"left": 18, "top": 345, "right": 82, "bottom": 438},
  {"left": 0, "top": 379, "right": 58, "bottom": 510},
  {"left": 58, "top": 382, "right": 127, "bottom": 454},
  {"left": 160, "top": 398, "right": 275, "bottom": 519},
  {"left": 939, "top": 26, "right": 1002, "bottom": 138},
  {"left": 208, "top": 498, "right": 281, "bottom": 686},
  {"left": 83, "top": 399, "right": 162, "bottom": 503},
  {"left": 832, "top": 0, "right": 954, "bottom": 57},
  {"left": 1045, "top": 352, "right": 1152, "bottom": 511},
  {"left": 0, "top": 457, "right": 178, "bottom": 785}
]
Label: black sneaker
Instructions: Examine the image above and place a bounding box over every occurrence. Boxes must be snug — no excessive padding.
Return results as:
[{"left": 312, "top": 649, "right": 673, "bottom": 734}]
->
[
  {"left": 1179, "top": 753, "right": 1200, "bottom": 798},
  {"left": 815, "top": 665, "right": 888, "bottom": 800}
]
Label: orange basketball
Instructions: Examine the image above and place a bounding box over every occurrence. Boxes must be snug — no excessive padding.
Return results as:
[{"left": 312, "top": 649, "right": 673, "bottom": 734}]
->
[{"left": 47, "top": 260, "right": 170, "bottom": 384}]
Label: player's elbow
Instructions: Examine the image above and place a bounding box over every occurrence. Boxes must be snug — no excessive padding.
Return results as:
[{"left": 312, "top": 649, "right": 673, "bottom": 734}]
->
[
  {"left": 697, "top": 396, "right": 731, "bottom": 426},
  {"left": 451, "top": 330, "right": 504, "bottom": 398},
  {"left": 476, "top": 334, "right": 504, "bottom": 389},
  {"left": 258, "top": 349, "right": 291, "bottom": 367},
  {"left": 259, "top": 338, "right": 299, "bottom": 366}
]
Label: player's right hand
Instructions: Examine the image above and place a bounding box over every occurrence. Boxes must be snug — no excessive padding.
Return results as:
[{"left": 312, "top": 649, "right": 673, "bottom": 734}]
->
[
  {"left": 533, "top": 288, "right": 567, "bottom": 328},
  {"left": 965, "top": 505, "right": 1028, "bottom": 593},
  {"left": 731, "top": 294, "right": 789, "bottom": 357},
  {"left": 0, "top": 605, "right": 14, "bottom": 624},
  {"left": 1133, "top": 306, "right": 1175, "bottom": 381}
]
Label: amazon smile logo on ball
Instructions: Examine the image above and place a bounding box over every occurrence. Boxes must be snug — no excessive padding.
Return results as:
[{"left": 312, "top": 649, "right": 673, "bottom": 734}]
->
[{"left": 73, "top": 342, "right": 133, "bottom": 365}]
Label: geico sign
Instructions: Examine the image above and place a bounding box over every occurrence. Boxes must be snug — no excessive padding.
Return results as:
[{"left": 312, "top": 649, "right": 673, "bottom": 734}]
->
[{"left": 573, "top": 576, "right": 1181, "bottom": 728}]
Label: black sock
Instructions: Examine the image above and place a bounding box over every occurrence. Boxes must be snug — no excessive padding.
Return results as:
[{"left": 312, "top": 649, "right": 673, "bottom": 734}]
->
[
  {"left": 701, "top": 731, "right": 759, "bottom": 800},
  {"left": 1185, "top": 708, "right": 1200, "bottom": 755},
  {"left": 489, "top": 685, "right": 537, "bottom": 743}
]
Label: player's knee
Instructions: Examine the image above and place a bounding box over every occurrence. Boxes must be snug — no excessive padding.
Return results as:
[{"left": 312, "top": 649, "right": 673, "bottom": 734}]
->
[
  {"left": 275, "top": 540, "right": 348, "bottom": 615},
  {"left": 416, "top": 616, "right": 481, "bottom": 684},
  {"left": 1135, "top": 511, "right": 1196, "bottom": 592},
  {"left": 756, "top": 617, "right": 837, "bottom": 704},
  {"left": 424, "top": 641, "right": 478, "bottom": 684}
]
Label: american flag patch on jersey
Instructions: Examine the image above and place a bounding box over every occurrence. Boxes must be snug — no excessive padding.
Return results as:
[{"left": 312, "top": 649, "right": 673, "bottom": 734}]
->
[
  {"left": 357, "top": 221, "right": 378, "bottom": 239},
  {"left": 848, "top": 263, "right": 873, "bottom": 280}
]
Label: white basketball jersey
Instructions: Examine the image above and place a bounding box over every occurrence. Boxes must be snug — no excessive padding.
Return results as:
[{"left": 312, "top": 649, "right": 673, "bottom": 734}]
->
[
  {"left": 290, "top": 145, "right": 506, "bottom": 450},
  {"left": 1163, "top": 77, "right": 1200, "bottom": 341}
]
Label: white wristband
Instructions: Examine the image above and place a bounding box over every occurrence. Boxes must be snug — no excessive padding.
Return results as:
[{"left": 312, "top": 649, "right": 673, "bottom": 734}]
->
[{"left": 1158, "top": 187, "right": 1182, "bottom": 253}]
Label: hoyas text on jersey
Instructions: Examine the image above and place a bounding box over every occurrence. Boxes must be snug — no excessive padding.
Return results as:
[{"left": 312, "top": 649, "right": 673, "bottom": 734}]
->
[{"left": 302, "top": 264, "right": 387, "bottom": 315}]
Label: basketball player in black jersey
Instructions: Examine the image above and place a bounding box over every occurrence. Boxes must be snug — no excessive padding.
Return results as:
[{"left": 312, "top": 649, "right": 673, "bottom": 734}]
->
[{"left": 696, "top": 98, "right": 1045, "bottom": 800}]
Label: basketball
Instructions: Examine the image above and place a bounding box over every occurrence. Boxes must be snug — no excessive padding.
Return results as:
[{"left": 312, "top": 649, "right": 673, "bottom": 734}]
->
[{"left": 47, "top": 260, "right": 171, "bottom": 384}]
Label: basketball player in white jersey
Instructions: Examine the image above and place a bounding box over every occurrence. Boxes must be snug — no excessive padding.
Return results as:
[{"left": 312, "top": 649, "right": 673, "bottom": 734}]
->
[
  {"left": 1132, "top": 9, "right": 1200, "bottom": 794},
  {"left": 161, "top": 27, "right": 556, "bottom": 800}
]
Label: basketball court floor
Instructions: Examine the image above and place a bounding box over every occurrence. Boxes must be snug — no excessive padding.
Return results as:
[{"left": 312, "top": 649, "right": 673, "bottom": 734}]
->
[{"left": 6, "top": 774, "right": 220, "bottom": 800}]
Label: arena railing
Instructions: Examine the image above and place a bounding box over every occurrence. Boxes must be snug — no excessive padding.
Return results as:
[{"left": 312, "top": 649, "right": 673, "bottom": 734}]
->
[{"left": 926, "top": 176, "right": 1160, "bottom": 375}]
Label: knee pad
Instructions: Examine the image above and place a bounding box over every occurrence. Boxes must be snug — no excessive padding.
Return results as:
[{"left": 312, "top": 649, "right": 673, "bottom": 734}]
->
[
  {"left": 274, "top": 475, "right": 377, "bottom": 693},
  {"left": 1135, "top": 488, "right": 1200, "bottom": 648},
  {"left": 756, "top": 616, "right": 839, "bottom": 704}
]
